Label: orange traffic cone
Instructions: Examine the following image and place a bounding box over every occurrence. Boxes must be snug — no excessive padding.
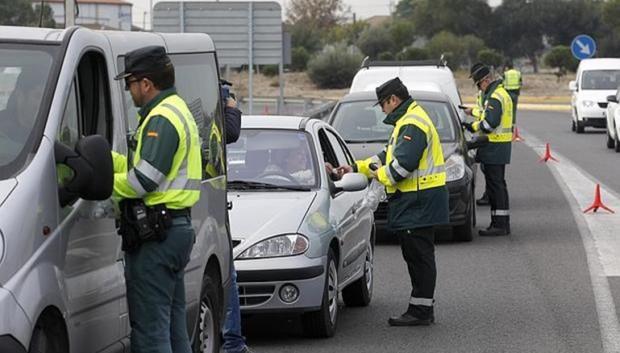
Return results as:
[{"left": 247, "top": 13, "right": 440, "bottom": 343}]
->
[
  {"left": 513, "top": 126, "right": 524, "bottom": 142},
  {"left": 583, "top": 184, "right": 615, "bottom": 214},
  {"left": 539, "top": 143, "right": 558, "bottom": 162}
]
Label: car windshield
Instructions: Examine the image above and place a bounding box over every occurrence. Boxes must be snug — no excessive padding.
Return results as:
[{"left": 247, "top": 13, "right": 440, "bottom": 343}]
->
[
  {"left": 227, "top": 129, "right": 318, "bottom": 189},
  {"left": 581, "top": 70, "right": 620, "bottom": 90},
  {"left": 331, "top": 99, "right": 457, "bottom": 143},
  {"left": 0, "top": 44, "right": 56, "bottom": 179}
]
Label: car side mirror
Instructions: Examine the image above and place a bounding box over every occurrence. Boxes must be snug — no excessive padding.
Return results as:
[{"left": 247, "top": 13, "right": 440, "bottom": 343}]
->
[
  {"left": 569, "top": 81, "right": 577, "bottom": 91},
  {"left": 55, "top": 135, "right": 113, "bottom": 207},
  {"left": 331, "top": 173, "right": 368, "bottom": 194},
  {"left": 608, "top": 95, "right": 618, "bottom": 103}
]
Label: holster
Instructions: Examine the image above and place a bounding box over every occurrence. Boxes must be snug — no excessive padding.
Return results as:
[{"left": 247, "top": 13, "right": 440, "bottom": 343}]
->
[{"left": 117, "top": 199, "right": 173, "bottom": 253}]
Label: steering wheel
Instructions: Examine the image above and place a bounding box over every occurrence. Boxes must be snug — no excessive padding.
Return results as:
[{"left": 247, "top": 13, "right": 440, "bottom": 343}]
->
[{"left": 256, "top": 170, "right": 298, "bottom": 184}]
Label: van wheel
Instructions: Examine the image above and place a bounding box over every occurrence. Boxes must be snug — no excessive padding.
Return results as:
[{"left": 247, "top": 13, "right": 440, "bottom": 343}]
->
[
  {"left": 571, "top": 119, "right": 576, "bottom": 132},
  {"left": 453, "top": 192, "right": 474, "bottom": 242},
  {"left": 607, "top": 131, "right": 615, "bottom": 149},
  {"left": 615, "top": 130, "right": 620, "bottom": 153},
  {"left": 342, "top": 242, "right": 373, "bottom": 307},
  {"left": 28, "top": 315, "right": 67, "bottom": 353},
  {"left": 302, "top": 249, "right": 338, "bottom": 338},
  {"left": 576, "top": 120, "right": 585, "bottom": 133},
  {"left": 193, "top": 271, "right": 221, "bottom": 353}
]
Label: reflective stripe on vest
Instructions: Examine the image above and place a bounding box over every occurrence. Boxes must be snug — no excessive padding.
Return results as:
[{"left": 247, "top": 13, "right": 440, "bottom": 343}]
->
[
  {"left": 133, "top": 94, "right": 202, "bottom": 208},
  {"left": 504, "top": 69, "right": 521, "bottom": 90},
  {"left": 483, "top": 85, "right": 514, "bottom": 143},
  {"left": 384, "top": 103, "right": 446, "bottom": 194}
]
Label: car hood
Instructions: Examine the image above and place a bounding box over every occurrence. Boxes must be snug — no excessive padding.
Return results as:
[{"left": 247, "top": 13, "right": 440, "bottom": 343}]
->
[
  {"left": 0, "top": 179, "right": 17, "bottom": 207},
  {"left": 577, "top": 89, "right": 617, "bottom": 103},
  {"left": 228, "top": 190, "right": 317, "bottom": 245},
  {"left": 346, "top": 141, "right": 459, "bottom": 161}
]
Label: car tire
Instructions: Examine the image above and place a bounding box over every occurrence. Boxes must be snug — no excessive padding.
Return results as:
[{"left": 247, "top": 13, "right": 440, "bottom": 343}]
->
[
  {"left": 28, "top": 315, "right": 67, "bottom": 353},
  {"left": 607, "top": 131, "right": 615, "bottom": 149},
  {"left": 576, "top": 120, "right": 585, "bottom": 133},
  {"left": 192, "top": 270, "right": 221, "bottom": 353},
  {"left": 342, "top": 242, "right": 373, "bottom": 307},
  {"left": 453, "top": 192, "right": 474, "bottom": 242},
  {"left": 571, "top": 119, "right": 576, "bottom": 132},
  {"left": 302, "top": 248, "right": 338, "bottom": 338},
  {"left": 615, "top": 128, "right": 620, "bottom": 153}
]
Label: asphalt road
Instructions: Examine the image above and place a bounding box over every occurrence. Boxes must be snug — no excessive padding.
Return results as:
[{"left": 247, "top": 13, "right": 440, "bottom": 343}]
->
[{"left": 240, "top": 110, "right": 612, "bottom": 353}]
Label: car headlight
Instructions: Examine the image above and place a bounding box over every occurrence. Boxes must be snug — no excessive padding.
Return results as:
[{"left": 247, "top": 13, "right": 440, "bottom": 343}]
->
[
  {"left": 445, "top": 154, "right": 465, "bottom": 182},
  {"left": 582, "top": 100, "right": 596, "bottom": 108},
  {"left": 238, "top": 234, "right": 309, "bottom": 259}
]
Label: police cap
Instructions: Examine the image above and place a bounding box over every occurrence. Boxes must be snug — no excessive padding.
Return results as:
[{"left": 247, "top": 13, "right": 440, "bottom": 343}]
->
[
  {"left": 469, "top": 62, "right": 490, "bottom": 83},
  {"left": 374, "top": 77, "right": 408, "bottom": 106},
  {"left": 114, "top": 46, "right": 172, "bottom": 80}
]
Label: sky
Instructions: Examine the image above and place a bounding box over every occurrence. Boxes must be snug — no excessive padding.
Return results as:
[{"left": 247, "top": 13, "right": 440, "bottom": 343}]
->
[{"left": 128, "top": 0, "right": 503, "bottom": 30}]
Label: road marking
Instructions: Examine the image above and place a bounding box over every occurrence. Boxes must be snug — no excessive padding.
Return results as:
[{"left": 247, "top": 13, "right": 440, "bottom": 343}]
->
[{"left": 521, "top": 129, "right": 620, "bottom": 353}]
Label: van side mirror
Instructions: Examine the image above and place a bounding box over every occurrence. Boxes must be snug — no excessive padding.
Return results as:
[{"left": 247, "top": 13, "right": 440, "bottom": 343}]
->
[
  {"left": 331, "top": 173, "right": 368, "bottom": 194},
  {"left": 55, "top": 135, "right": 113, "bottom": 207},
  {"left": 608, "top": 95, "right": 618, "bottom": 103},
  {"left": 569, "top": 81, "right": 577, "bottom": 91}
]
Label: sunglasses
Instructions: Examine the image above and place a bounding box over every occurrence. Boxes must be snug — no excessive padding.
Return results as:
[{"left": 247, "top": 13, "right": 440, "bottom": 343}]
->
[
  {"left": 124, "top": 76, "right": 144, "bottom": 90},
  {"left": 379, "top": 95, "right": 392, "bottom": 108}
]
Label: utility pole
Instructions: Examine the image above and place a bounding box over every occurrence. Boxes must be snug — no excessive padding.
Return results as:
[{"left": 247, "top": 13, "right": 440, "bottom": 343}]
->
[
  {"left": 65, "top": 0, "right": 75, "bottom": 27},
  {"left": 149, "top": 0, "right": 153, "bottom": 30}
]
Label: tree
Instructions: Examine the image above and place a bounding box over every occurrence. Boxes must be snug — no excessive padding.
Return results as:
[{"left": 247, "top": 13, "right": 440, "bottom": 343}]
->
[
  {"left": 396, "top": 47, "right": 430, "bottom": 61},
  {"left": 462, "top": 34, "right": 486, "bottom": 67},
  {"left": 405, "top": 0, "right": 491, "bottom": 38},
  {"left": 286, "top": 21, "right": 324, "bottom": 53},
  {"left": 389, "top": 20, "right": 416, "bottom": 48},
  {"left": 286, "top": 0, "right": 344, "bottom": 29},
  {"left": 0, "top": 0, "right": 55, "bottom": 27},
  {"left": 394, "top": 0, "right": 419, "bottom": 19},
  {"left": 323, "top": 20, "right": 369, "bottom": 46},
  {"left": 291, "top": 46, "right": 311, "bottom": 71},
  {"left": 544, "top": 45, "right": 578, "bottom": 74},
  {"left": 477, "top": 49, "right": 504, "bottom": 69},
  {"left": 356, "top": 26, "right": 395, "bottom": 60},
  {"left": 425, "top": 31, "right": 466, "bottom": 68},
  {"left": 307, "top": 43, "right": 363, "bottom": 88}
]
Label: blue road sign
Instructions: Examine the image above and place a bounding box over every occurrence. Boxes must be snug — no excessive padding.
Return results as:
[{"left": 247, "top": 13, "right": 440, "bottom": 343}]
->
[{"left": 571, "top": 34, "right": 596, "bottom": 60}]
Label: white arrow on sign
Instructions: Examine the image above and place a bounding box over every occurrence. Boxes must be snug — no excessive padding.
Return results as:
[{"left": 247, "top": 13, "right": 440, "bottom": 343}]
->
[{"left": 576, "top": 39, "right": 591, "bottom": 56}]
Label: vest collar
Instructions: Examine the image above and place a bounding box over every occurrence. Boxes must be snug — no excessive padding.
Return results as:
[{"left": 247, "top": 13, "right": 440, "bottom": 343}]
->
[
  {"left": 383, "top": 97, "right": 414, "bottom": 126},
  {"left": 138, "top": 87, "right": 178, "bottom": 121},
  {"left": 483, "top": 80, "right": 502, "bottom": 101}
]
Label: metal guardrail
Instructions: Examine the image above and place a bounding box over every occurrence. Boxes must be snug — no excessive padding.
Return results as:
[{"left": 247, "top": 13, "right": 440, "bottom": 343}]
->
[{"left": 238, "top": 97, "right": 337, "bottom": 119}]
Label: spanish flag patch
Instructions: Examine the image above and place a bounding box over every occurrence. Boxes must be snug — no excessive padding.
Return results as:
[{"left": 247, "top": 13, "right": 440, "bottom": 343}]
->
[
  {"left": 403, "top": 135, "right": 412, "bottom": 141},
  {"left": 147, "top": 131, "right": 158, "bottom": 138}
]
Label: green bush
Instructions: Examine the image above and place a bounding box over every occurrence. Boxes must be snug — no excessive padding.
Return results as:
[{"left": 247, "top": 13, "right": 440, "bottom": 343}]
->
[
  {"left": 356, "top": 26, "right": 395, "bottom": 59},
  {"left": 544, "top": 45, "right": 578, "bottom": 72},
  {"left": 396, "top": 47, "right": 430, "bottom": 61},
  {"left": 477, "top": 49, "right": 504, "bottom": 68},
  {"left": 307, "top": 44, "right": 364, "bottom": 89},
  {"left": 291, "top": 46, "right": 311, "bottom": 71},
  {"left": 377, "top": 51, "right": 395, "bottom": 60},
  {"left": 261, "top": 65, "right": 279, "bottom": 77}
]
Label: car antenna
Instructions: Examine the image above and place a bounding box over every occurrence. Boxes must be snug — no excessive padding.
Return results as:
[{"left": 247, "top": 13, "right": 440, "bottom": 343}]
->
[{"left": 360, "top": 56, "right": 370, "bottom": 69}]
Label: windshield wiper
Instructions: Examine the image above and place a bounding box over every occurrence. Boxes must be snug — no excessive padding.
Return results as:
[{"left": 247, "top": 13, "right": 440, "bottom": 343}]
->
[{"left": 227, "top": 180, "right": 311, "bottom": 191}]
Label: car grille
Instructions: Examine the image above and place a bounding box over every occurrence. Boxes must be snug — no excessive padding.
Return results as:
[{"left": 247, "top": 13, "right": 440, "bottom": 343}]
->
[
  {"left": 374, "top": 202, "right": 388, "bottom": 219},
  {"left": 238, "top": 284, "right": 275, "bottom": 306},
  {"left": 599, "top": 102, "right": 608, "bottom": 108}
]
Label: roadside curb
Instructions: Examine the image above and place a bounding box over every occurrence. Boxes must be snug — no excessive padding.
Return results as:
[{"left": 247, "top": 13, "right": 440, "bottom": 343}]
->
[{"left": 518, "top": 104, "right": 571, "bottom": 112}]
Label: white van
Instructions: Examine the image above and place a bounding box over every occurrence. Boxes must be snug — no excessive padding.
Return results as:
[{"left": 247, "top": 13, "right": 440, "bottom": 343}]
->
[
  {"left": 0, "top": 26, "right": 231, "bottom": 353},
  {"left": 569, "top": 58, "right": 620, "bottom": 133},
  {"left": 349, "top": 59, "right": 464, "bottom": 119}
]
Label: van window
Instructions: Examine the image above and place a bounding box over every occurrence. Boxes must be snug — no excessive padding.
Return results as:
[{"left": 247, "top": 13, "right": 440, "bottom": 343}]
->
[
  {"left": 0, "top": 44, "right": 57, "bottom": 180},
  {"left": 119, "top": 52, "right": 225, "bottom": 179},
  {"left": 581, "top": 70, "right": 620, "bottom": 90}
]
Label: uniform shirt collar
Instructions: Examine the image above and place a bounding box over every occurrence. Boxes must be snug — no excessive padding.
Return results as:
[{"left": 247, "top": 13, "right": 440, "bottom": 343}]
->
[
  {"left": 138, "top": 87, "right": 178, "bottom": 120},
  {"left": 383, "top": 97, "right": 414, "bottom": 126}
]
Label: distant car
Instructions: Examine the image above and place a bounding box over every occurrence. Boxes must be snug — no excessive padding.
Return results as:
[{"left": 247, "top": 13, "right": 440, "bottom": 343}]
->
[
  {"left": 327, "top": 90, "right": 476, "bottom": 241},
  {"left": 227, "top": 115, "right": 375, "bottom": 338},
  {"left": 605, "top": 90, "right": 620, "bottom": 152},
  {"left": 569, "top": 58, "right": 620, "bottom": 133}
]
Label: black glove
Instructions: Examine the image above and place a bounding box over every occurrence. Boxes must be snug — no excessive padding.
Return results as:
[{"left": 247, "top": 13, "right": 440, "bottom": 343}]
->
[{"left": 462, "top": 122, "right": 475, "bottom": 133}]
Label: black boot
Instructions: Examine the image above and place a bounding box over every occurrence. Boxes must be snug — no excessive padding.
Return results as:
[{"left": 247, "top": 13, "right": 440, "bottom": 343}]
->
[
  {"left": 476, "top": 191, "right": 490, "bottom": 206},
  {"left": 479, "top": 215, "right": 509, "bottom": 236},
  {"left": 388, "top": 304, "right": 433, "bottom": 326}
]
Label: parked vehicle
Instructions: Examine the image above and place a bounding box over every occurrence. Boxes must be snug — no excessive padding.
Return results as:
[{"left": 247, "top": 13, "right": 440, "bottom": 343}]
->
[
  {"left": 349, "top": 59, "right": 464, "bottom": 121},
  {"left": 0, "top": 26, "right": 231, "bottom": 353},
  {"left": 569, "top": 58, "right": 620, "bottom": 133},
  {"left": 227, "top": 115, "right": 375, "bottom": 338},
  {"left": 327, "top": 90, "right": 476, "bottom": 241},
  {"left": 605, "top": 90, "right": 620, "bottom": 152}
]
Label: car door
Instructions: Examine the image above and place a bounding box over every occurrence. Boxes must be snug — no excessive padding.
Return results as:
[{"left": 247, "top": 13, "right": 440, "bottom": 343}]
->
[{"left": 56, "top": 51, "right": 125, "bottom": 352}]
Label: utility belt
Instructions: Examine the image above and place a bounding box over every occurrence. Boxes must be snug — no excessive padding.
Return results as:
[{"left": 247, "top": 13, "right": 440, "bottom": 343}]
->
[{"left": 117, "top": 199, "right": 190, "bottom": 253}]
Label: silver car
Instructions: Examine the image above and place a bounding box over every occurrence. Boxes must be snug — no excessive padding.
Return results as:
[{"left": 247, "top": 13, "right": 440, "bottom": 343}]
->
[{"left": 227, "top": 116, "right": 375, "bottom": 338}]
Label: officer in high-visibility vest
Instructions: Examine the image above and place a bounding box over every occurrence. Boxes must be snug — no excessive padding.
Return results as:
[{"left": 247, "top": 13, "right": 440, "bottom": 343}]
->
[
  {"left": 112, "top": 46, "right": 202, "bottom": 353},
  {"left": 503, "top": 62, "right": 522, "bottom": 123},
  {"left": 463, "top": 63, "right": 513, "bottom": 236},
  {"left": 339, "top": 77, "right": 449, "bottom": 326},
  {"left": 471, "top": 89, "right": 491, "bottom": 207}
]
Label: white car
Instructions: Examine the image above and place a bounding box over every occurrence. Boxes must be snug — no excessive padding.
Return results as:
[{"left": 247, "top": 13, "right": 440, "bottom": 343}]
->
[
  {"left": 605, "top": 89, "right": 620, "bottom": 152},
  {"left": 569, "top": 58, "right": 620, "bottom": 133}
]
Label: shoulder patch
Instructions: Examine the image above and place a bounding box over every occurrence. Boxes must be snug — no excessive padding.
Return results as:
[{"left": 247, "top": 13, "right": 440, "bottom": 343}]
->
[
  {"left": 403, "top": 135, "right": 412, "bottom": 141},
  {"left": 147, "top": 131, "right": 159, "bottom": 138}
]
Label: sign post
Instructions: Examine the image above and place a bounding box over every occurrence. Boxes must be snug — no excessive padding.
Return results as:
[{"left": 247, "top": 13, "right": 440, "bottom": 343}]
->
[{"left": 571, "top": 34, "right": 596, "bottom": 60}]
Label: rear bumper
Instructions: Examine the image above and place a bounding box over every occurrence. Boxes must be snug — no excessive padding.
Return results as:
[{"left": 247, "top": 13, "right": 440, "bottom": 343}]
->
[{"left": 581, "top": 117, "right": 607, "bottom": 128}]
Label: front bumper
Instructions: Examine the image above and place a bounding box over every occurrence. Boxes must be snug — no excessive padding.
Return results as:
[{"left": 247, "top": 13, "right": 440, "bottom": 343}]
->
[
  {"left": 578, "top": 106, "right": 607, "bottom": 127},
  {"left": 234, "top": 255, "right": 326, "bottom": 313},
  {"left": 0, "top": 288, "right": 30, "bottom": 353}
]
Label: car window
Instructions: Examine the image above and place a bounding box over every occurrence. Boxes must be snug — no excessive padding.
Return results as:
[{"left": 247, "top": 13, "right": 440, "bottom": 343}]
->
[
  {"left": 581, "top": 70, "right": 620, "bottom": 90},
  {"left": 227, "top": 129, "right": 319, "bottom": 188},
  {"left": 331, "top": 99, "right": 456, "bottom": 143},
  {"left": 325, "top": 130, "right": 349, "bottom": 167},
  {"left": 317, "top": 128, "right": 339, "bottom": 168}
]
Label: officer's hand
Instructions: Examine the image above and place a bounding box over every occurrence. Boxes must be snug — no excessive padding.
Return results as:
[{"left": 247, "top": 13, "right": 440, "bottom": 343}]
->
[
  {"left": 368, "top": 168, "right": 377, "bottom": 179},
  {"left": 462, "top": 122, "right": 475, "bottom": 133},
  {"left": 337, "top": 165, "right": 353, "bottom": 175},
  {"left": 464, "top": 107, "right": 473, "bottom": 116},
  {"left": 226, "top": 96, "right": 237, "bottom": 109}
]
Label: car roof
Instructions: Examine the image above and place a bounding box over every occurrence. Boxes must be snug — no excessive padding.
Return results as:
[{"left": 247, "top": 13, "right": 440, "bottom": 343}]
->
[
  {"left": 350, "top": 65, "right": 455, "bottom": 92},
  {"left": 241, "top": 115, "right": 316, "bottom": 131},
  {"left": 338, "top": 90, "right": 452, "bottom": 104},
  {"left": 578, "top": 58, "right": 620, "bottom": 71},
  {"left": 0, "top": 25, "right": 67, "bottom": 42}
]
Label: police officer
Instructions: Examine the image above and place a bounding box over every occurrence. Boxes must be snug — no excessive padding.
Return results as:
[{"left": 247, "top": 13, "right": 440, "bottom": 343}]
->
[
  {"left": 340, "top": 77, "right": 449, "bottom": 326},
  {"left": 463, "top": 63, "right": 513, "bottom": 236},
  {"left": 471, "top": 88, "right": 491, "bottom": 207},
  {"left": 503, "top": 62, "right": 522, "bottom": 123},
  {"left": 112, "top": 46, "right": 202, "bottom": 353}
]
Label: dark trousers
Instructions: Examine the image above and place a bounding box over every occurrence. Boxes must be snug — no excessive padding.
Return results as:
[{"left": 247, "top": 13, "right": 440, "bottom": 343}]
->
[
  {"left": 124, "top": 216, "right": 195, "bottom": 353},
  {"left": 482, "top": 164, "right": 510, "bottom": 227},
  {"left": 508, "top": 90, "right": 519, "bottom": 124},
  {"left": 397, "top": 227, "right": 436, "bottom": 317}
]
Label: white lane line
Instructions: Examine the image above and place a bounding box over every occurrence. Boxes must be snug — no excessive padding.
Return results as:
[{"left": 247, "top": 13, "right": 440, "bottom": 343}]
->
[{"left": 520, "top": 129, "right": 620, "bottom": 353}]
